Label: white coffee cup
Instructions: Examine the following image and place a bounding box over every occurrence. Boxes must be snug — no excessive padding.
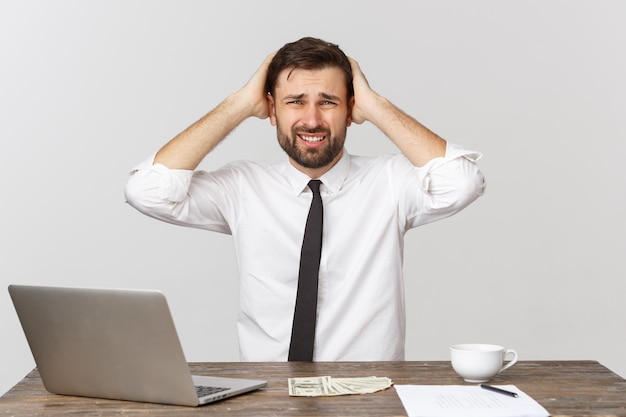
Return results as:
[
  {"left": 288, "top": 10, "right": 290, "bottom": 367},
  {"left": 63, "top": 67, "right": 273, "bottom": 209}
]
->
[{"left": 449, "top": 343, "right": 518, "bottom": 383}]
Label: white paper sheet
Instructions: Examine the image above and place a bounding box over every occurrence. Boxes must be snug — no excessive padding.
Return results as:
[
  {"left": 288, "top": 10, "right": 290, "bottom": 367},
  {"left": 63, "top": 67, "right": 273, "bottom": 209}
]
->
[{"left": 394, "top": 385, "right": 549, "bottom": 417}]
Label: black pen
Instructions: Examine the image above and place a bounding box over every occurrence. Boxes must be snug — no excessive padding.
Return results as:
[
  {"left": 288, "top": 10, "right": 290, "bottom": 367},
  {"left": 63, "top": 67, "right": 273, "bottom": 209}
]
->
[{"left": 480, "top": 384, "right": 519, "bottom": 398}]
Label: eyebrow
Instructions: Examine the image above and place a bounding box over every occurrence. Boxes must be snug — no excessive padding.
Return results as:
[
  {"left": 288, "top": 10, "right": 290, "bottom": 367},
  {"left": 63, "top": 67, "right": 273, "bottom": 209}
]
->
[
  {"left": 320, "top": 92, "right": 342, "bottom": 102},
  {"left": 281, "top": 92, "right": 342, "bottom": 102}
]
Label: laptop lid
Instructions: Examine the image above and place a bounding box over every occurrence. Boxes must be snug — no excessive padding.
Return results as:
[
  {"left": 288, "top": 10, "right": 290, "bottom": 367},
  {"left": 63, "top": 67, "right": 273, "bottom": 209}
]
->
[{"left": 8, "top": 284, "right": 266, "bottom": 406}]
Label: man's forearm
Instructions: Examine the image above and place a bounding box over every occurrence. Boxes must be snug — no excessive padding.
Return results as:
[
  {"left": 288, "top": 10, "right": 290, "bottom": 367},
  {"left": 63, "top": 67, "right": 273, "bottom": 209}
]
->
[
  {"left": 349, "top": 59, "right": 446, "bottom": 168},
  {"left": 153, "top": 53, "right": 274, "bottom": 170},
  {"left": 153, "top": 93, "right": 254, "bottom": 170},
  {"left": 367, "top": 96, "right": 446, "bottom": 168}
]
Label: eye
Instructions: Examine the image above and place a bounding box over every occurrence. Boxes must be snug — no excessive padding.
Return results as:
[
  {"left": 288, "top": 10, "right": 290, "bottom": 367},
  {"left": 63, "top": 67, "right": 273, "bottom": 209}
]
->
[{"left": 320, "top": 100, "right": 337, "bottom": 107}]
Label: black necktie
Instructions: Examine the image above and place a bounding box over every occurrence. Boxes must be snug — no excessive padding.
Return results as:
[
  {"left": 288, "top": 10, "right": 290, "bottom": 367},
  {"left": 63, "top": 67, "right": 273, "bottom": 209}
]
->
[{"left": 288, "top": 179, "right": 323, "bottom": 362}]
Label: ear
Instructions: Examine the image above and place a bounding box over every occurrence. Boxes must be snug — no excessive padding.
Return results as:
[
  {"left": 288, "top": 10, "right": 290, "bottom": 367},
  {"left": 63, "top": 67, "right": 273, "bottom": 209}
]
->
[{"left": 267, "top": 93, "right": 277, "bottom": 126}]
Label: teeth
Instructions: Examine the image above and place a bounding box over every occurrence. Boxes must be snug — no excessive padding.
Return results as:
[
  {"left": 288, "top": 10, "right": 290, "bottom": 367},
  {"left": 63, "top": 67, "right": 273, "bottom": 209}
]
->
[{"left": 300, "top": 135, "right": 324, "bottom": 143}]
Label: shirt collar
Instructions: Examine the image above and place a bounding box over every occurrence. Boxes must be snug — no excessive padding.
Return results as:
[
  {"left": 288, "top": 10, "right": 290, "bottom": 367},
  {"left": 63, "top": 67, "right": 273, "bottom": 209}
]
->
[{"left": 283, "top": 149, "right": 350, "bottom": 196}]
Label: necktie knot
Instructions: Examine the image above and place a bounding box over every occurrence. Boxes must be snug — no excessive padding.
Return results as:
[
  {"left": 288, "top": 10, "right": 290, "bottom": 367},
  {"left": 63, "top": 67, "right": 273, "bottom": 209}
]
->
[{"left": 308, "top": 179, "right": 322, "bottom": 194}]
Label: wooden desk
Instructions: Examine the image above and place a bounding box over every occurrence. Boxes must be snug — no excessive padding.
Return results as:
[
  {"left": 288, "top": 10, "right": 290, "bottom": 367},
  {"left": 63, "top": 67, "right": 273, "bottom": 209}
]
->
[{"left": 1, "top": 361, "right": 625, "bottom": 416}]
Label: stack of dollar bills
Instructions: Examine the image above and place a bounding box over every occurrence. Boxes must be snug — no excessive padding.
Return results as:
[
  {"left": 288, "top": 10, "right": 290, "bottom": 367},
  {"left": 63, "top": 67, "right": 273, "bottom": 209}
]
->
[{"left": 288, "top": 376, "right": 393, "bottom": 396}]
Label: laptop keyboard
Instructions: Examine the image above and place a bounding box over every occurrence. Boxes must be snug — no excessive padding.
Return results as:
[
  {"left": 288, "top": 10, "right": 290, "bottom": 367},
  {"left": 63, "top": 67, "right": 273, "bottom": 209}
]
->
[{"left": 196, "top": 385, "right": 230, "bottom": 397}]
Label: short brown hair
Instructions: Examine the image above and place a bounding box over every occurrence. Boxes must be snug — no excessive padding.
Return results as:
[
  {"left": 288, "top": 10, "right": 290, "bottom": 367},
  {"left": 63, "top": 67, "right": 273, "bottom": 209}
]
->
[{"left": 265, "top": 37, "right": 354, "bottom": 99}]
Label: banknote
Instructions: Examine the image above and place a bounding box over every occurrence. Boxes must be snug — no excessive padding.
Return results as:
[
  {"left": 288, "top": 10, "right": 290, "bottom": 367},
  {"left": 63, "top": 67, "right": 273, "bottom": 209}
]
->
[{"left": 288, "top": 376, "right": 393, "bottom": 396}]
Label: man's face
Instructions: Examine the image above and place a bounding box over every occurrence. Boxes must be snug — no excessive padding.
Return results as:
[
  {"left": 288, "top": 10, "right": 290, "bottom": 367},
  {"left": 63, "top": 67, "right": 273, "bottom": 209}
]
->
[{"left": 268, "top": 66, "right": 353, "bottom": 175}]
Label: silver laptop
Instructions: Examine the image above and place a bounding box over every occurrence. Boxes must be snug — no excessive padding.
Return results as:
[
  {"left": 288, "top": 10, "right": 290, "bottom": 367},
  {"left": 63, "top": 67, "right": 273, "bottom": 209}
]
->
[{"left": 8, "top": 284, "right": 267, "bottom": 406}]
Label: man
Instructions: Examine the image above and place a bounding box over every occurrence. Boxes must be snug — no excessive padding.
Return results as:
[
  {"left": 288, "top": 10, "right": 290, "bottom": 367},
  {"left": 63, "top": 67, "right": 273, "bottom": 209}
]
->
[{"left": 125, "top": 37, "right": 485, "bottom": 362}]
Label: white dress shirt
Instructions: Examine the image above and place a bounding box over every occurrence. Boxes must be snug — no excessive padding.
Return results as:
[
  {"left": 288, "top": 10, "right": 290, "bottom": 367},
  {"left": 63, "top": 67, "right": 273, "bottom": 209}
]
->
[{"left": 125, "top": 143, "right": 485, "bottom": 361}]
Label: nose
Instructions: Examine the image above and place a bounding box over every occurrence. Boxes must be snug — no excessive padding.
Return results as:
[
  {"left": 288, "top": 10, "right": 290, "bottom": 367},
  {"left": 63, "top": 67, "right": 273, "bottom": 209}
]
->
[{"left": 301, "top": 103, "right": 322, "bottom": 128}]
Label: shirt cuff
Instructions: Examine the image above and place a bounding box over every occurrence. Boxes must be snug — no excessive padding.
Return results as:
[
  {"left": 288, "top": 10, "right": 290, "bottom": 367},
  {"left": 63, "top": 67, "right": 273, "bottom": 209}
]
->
[
  {"left": 443, "top": 142, "right": 483, "bottom": 163},
  {"left": 128, "top": 154, "right": 194, "bottom": 203},
  {"left": 415, "top": 142, "right": 483, "bottom": 192}
]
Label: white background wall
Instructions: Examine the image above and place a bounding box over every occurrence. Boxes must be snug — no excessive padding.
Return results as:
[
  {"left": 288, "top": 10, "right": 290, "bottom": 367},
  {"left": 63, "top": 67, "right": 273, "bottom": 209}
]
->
[{"left": 1, "top": 0, "right": 624, "bottom": 396}]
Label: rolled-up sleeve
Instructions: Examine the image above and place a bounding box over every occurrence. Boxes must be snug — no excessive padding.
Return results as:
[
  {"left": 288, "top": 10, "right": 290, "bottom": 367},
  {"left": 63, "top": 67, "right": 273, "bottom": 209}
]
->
[
  {"left": 124, "top": 156, "right": 231, "bottom": 234},
  {"left": 406, "top": 142, "right": 485, "bottom": 229}
]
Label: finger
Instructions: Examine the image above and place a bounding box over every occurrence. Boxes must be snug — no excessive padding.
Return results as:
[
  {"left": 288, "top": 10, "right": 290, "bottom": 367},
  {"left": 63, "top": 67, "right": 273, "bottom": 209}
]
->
[{"left": 348, "top": 57, "right": 361, "bottom": 73}]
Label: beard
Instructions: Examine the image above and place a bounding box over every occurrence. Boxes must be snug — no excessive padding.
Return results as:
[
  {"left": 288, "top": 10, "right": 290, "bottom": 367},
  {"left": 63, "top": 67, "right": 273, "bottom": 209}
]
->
[{"left": 276, "top": 122, "right": 347, "bottom": 169}]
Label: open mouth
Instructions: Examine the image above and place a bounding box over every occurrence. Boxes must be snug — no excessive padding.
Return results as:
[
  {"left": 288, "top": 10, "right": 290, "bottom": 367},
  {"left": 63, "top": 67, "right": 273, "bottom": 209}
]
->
[
  {"left": 298, "top": 134, "right": 326, "bottom": 143},
  {"left": 296, "top": 128, "right": 329, "bottom": 146}
]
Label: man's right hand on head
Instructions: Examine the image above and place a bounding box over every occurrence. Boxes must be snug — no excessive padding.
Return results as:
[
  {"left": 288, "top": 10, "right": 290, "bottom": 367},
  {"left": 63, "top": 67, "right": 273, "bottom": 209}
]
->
[{"left": 235, "top": 52, "right": 277, "bottom": 121}]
